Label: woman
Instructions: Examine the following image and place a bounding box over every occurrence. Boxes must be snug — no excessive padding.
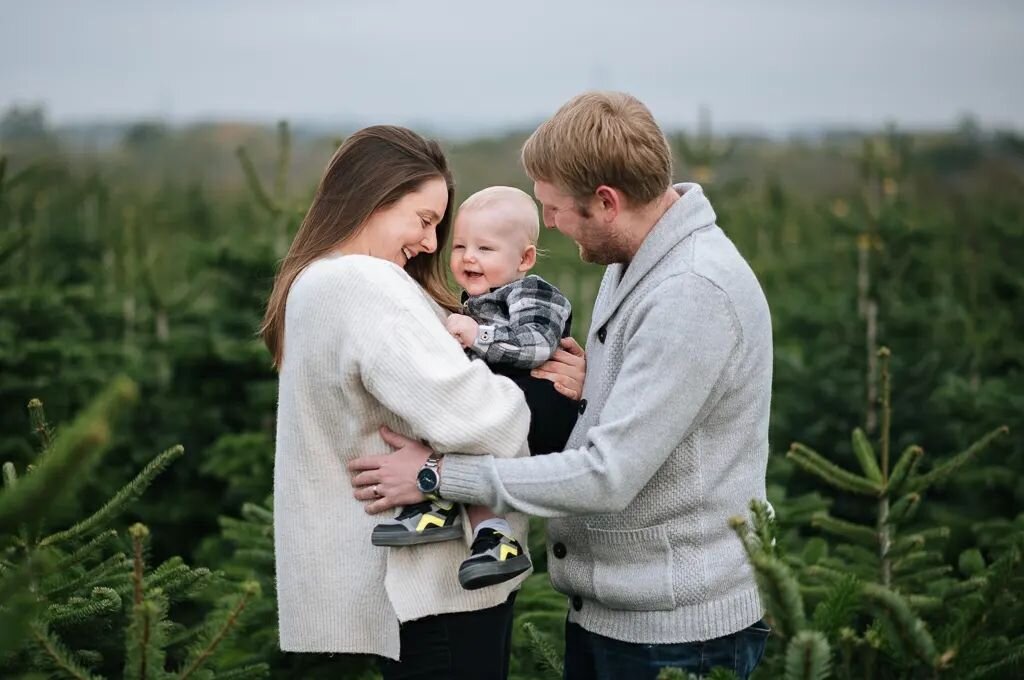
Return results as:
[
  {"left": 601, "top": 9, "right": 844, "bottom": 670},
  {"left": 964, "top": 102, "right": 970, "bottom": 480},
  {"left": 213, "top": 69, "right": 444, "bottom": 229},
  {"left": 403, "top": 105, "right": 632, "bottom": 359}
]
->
[{"left": 261, "top": 125, "right": 584, "bottom": 679}]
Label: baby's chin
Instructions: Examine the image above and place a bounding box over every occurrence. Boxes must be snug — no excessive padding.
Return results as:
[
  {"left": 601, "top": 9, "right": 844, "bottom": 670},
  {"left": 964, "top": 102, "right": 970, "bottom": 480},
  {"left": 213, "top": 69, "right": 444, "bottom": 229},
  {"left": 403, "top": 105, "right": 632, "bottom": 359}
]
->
[{"left": 459, "top": 273, "right": 505, "bottom": 296}]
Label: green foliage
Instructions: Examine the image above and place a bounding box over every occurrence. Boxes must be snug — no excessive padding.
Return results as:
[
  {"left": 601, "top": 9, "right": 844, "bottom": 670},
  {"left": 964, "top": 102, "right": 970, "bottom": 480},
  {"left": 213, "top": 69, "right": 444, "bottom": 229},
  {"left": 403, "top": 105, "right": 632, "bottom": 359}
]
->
[
  {"left": 3, "top": 116, "right": 1024, "bottom": 678},
  {"left": 0, "top": 390, "right": 266, "bottom": 679},
  {"left": 737, "top": 351, "right": 1022, "bottom": 679}
]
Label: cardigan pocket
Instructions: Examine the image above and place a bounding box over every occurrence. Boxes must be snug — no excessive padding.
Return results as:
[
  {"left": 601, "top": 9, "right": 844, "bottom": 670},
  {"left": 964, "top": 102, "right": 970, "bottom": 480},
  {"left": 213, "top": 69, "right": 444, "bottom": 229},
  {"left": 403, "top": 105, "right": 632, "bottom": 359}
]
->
[{"left": 587, "top": 523, "right": 676, "bottom": 611}]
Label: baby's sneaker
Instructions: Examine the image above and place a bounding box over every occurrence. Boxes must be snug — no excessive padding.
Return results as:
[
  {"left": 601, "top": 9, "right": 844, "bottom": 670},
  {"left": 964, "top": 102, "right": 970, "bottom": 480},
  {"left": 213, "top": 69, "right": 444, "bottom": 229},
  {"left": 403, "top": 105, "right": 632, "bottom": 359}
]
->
[
  {"left": 458, "top": 527, "right": 532, "bottom": 590},
  {"left": 371, "top": 500, "right": 462, "bottom": 546}
]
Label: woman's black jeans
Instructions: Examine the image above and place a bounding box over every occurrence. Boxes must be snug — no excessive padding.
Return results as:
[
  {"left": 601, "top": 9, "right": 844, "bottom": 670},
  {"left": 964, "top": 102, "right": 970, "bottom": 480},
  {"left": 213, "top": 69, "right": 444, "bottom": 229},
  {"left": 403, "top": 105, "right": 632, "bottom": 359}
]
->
[{"left": 378, "top": 593, "right": 517, "bottom": 680}]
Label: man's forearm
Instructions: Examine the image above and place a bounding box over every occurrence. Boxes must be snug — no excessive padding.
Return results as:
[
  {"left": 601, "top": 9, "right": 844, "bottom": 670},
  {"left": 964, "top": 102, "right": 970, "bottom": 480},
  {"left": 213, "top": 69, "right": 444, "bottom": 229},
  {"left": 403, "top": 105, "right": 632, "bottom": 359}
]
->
[{"left": 438, "top": 443, "right": 652, "bottom": 519}]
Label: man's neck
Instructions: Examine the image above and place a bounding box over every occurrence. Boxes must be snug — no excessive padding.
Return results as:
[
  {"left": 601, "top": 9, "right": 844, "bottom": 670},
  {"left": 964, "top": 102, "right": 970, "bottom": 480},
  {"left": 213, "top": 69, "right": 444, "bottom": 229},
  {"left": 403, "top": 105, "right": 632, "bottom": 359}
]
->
[{"left": 620, "top": 188, "right": 680, "bottom": 263}]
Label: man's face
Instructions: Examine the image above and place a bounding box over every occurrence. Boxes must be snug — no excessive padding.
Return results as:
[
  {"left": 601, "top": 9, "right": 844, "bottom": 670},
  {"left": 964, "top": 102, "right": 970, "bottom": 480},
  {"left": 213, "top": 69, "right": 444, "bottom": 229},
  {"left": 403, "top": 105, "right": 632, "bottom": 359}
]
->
[{"left": 533, "top": 180, "right": 627, "bottom": 265}]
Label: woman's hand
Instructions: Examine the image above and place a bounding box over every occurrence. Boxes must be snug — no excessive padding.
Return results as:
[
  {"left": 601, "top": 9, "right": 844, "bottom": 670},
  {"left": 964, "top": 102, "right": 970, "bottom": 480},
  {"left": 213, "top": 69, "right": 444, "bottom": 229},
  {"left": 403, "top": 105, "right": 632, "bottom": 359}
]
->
[
  {"left": 531, "top": 337, "right": 586, "bottom": 400},
  {"left": 348, "top": 427, "right": 434, "bottom": 514}
]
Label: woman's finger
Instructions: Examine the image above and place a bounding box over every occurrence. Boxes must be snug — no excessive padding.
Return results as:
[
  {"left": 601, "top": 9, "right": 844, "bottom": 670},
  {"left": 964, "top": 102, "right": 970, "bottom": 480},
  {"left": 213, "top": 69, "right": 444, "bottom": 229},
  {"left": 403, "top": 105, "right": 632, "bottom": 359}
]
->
[
  {"left": 353, "top": 486, "right": 379, "bottom": 501},
  {"left": 365, "top": 497, "right": 394, "bottom": 515}
]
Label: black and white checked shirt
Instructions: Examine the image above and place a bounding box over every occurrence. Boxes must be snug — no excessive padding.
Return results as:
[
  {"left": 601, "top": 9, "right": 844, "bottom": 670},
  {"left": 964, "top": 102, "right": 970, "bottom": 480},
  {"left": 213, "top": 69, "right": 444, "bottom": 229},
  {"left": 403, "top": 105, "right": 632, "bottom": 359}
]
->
[{"left": 461, "top": 275, "right": 572, "bottom": 370}]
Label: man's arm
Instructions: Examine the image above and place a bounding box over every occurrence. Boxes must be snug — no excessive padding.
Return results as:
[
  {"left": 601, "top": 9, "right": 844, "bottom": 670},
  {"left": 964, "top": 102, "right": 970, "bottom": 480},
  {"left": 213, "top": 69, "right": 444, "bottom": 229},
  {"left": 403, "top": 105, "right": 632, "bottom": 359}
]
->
[
  {"left": 471, "top": 278, "right": 571, "bottom": 369},
  {"left": 441, "top": 273, "right": 740, "bottom": 516}
]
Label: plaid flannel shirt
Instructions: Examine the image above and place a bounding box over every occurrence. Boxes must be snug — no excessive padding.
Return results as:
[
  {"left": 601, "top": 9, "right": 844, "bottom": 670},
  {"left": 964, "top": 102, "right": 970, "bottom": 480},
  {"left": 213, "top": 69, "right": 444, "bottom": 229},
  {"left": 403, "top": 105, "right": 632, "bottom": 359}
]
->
[{"left": 461, "top": 275, "right": 572, "bottom": 370}]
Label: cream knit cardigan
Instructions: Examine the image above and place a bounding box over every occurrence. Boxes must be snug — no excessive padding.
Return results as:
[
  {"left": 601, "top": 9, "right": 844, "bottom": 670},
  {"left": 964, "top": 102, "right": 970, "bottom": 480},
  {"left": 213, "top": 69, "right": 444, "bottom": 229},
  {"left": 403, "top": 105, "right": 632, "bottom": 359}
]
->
[{"left": 273, "top": 254, "right": 531, "bottom": 660}]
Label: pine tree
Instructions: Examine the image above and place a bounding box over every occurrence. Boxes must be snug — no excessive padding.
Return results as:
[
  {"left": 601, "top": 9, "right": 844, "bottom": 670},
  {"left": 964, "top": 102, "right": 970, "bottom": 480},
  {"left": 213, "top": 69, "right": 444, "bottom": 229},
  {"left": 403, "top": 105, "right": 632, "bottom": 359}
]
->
[
  {"left": 0, "top": 380, "right": 267, "bottom": 679},
  {"left": 733, "top": 348, "right": 1021, "bottom": 679}
]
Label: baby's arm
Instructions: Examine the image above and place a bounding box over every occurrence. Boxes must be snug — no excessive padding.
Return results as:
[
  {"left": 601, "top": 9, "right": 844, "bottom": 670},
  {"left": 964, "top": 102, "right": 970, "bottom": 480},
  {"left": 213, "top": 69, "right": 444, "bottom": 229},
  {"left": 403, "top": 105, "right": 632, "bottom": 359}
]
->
[{"left": 471, "top": 279, "right": 571, "bottom": 369}]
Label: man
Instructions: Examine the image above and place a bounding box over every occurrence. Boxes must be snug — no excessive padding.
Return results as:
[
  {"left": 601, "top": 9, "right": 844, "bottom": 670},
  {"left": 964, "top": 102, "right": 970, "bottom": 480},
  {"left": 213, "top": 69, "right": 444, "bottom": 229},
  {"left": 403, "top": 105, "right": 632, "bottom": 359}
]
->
[{"left": 350, "top": 91, "right": 773, "bottom": 679}]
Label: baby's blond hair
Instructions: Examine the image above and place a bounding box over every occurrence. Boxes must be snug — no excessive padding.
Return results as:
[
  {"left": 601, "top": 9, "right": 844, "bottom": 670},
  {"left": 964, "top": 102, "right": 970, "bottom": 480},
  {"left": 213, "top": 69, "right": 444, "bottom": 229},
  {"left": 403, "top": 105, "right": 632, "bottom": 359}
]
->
[{"left": 458, "top": 186, "right": 540, "bottom": 245}]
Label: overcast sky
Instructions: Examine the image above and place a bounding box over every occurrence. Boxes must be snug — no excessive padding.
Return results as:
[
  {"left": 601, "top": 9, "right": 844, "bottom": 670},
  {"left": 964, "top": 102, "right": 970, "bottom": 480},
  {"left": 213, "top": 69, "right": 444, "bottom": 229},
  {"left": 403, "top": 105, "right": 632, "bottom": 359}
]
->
[{"left": 2, "top": 0, "right": 1022, "bottom": 133}]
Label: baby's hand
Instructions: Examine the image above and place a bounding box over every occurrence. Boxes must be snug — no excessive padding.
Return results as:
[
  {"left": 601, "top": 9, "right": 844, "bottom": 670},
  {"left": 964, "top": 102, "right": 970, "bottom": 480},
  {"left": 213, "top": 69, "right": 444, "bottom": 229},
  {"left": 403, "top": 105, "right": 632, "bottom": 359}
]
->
[{"left": 445, "top": 314, "right": 479, "bottom": 348}]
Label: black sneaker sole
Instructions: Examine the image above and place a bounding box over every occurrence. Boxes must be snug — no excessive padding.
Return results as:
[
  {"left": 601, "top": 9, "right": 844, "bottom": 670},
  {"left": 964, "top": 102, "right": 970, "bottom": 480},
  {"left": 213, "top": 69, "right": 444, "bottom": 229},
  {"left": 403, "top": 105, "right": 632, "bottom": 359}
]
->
[
  {"left": 458, "top": 554, "right": 532, "bottom": 590},
  {"left": 371, "top": 524, "right": 463, "bottom": 547}
]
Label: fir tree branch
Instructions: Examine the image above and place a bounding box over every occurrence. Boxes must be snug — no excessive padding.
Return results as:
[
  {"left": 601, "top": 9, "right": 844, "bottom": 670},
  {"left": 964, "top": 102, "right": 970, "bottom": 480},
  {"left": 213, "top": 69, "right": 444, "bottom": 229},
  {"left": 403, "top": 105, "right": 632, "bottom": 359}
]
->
[
  {"left": 46, "top": 551, "right": 129, "bottom": 600},
  {"left": 47, "top": 587, "right": 122, "bottom": 627},
  {"left": 893, "top": 527, "right": 949, "bottom": 555},
  {"left": 212, "top": 663, "right": 271, "bottom": 680},
  {"left": 878, "top": 347, "right": 892, "bottom": 480},
  {"left": 28, "top": 398, "right": 55, "bottom": 454},
  {"left": 885, "top": 493, "right": 920, "bottom": 526},
  {"left": 898, "top": 565, "right": 954, "bottom": 585},
  {"left": 30, "top": 622, "right": 102, "bottom": 680},
  {"left": 233, "top": 549, "right": 274, "bottom": 567},
  {"left": 943, "top": 577, "right": 987, "bottom": 600},
  {"left": 784, "top": 630, "right": 832, "bottom": 680},
  {"left": 886, "top": 445, "right": 923, "bottom": 495},
  {"left": 177, "top": 581, "right": 260, "bottom": 680},
  {"left": 811, "top": 573, "right": 861, "bottom": 638},
  {"left": 124, "top": 592, "right": 170, "bottom": 680},
  {"left": 0, "top": 379, "right": 138, "bottom": 535},
  {"left": 906, "top": 426, "right": 1009, "bottom": 494},
  {"left": 273, "top": 120, "right": 290, "bottom": 201},
  {"left": 852, "top": 428, "right": 883, "bottom": 483},
  {"left": 862, "top": 583, "right": 937, "bottom": 667},
  {"left": 731, "top": 516, "right": 807, "bottom": 638},
  {"left": 130, "top": 524, "right": 148, "bottom": 606},
  {"left": 235, "top": 146, "right": 280, "bottom": 216},
  {"left": 55, "top": 529, "right": 119, "bottom": 570},
  {"left": 804, "top": 564, "right": 853, "bottom": 584},
  {"left": 788, "top": 444, "right": 883, "bottom": 496},
  {"left": 892, "top": 550, "right": 940, "bottom": 574},
  {"left": 40, "top": 446, "right": 184, "bottom": 547},
  {"left": 520, "top": 621, "right": 564, "bottom": 680},
  {"left": 812, "top": 512, "right": 880, "bottom": 548},
  {"left": 148, "top": 565, "right": 212, "bottom": 601},
  {"left": 239, "top": 502, "right": 273, "bottom": 526},
  {"left": 964, "top": 645, "right": 1024, "bottom": 679}
]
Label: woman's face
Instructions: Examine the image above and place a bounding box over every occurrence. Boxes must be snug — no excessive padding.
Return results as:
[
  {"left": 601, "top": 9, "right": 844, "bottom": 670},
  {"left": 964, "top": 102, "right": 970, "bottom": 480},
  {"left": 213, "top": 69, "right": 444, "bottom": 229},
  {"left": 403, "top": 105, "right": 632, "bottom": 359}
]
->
[{"left": 360, "top": 177, "right": 448, "bottom": 268}]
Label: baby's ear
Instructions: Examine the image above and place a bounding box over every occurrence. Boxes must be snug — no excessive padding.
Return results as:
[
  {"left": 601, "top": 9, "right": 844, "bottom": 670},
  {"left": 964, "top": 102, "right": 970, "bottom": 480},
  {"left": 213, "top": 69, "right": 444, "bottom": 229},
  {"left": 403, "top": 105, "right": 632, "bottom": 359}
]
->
[{"left": 519, "top": 245, "right": 538, "bottom": 272}]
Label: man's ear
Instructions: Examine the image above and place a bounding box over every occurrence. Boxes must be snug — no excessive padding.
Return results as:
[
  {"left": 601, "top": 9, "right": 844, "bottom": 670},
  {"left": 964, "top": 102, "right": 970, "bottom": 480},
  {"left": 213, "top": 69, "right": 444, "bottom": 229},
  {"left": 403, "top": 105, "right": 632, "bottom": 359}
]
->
[
  {"left": 594, "top": 185, "right": 622, "bottom": 222},
  {"left": 519, "top": 245, "right": 538, "bottom": 272}
]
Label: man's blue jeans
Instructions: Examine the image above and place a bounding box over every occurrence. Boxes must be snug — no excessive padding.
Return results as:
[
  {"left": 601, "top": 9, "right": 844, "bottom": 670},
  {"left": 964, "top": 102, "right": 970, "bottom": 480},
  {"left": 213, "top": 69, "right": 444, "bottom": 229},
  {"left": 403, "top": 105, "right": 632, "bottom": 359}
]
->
[{"left": 563, "top": 617, "right": 770, "bottom": 680}]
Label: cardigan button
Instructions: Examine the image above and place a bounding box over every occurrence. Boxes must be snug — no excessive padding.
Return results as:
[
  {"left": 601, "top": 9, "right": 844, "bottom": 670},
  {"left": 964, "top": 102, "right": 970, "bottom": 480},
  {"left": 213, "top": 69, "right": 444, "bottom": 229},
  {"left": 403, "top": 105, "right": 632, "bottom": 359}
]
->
[
  {"left": 553, "top": 542, "right": 567, "bottom": 559},
  {"left": 597, "top": 327, "right": 607, "bottom": 343},
  {"left": 577, "top": 399, "right": 587, "bottom": 415},
  {"left": 572, "top": 596, "right": 583, "bottom": 612}
]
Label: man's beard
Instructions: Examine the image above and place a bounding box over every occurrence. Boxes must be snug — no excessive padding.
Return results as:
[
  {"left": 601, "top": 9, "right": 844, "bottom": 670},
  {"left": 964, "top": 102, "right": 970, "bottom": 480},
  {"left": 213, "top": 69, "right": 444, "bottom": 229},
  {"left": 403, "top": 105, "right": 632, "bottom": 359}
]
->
[{"left": 576, "top": 224, "right": 631, "bottom": 265}]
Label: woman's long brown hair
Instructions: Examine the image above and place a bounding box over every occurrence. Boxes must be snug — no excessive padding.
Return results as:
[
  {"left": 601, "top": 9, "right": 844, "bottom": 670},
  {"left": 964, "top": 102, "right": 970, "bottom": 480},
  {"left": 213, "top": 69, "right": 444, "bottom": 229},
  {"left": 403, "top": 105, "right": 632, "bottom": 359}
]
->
[{"left": 260, "top": 125, "right": 459, "bottom": 369}]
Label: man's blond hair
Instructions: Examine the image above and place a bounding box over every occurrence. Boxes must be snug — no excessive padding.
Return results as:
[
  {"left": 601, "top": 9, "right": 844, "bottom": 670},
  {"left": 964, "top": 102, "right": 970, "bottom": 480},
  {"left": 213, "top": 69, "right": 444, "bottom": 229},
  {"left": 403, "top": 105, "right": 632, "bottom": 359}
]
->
[
  {"left": 522, "top": 91, "right": 672, "bottom": 208},
  {"left": 459, "top": 186, "right": 540, "bottom": 245}
]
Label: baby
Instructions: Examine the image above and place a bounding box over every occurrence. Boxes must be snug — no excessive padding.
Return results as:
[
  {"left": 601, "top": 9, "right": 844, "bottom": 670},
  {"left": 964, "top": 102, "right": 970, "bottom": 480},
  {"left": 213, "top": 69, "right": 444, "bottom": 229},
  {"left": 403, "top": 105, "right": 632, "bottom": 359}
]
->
[{"left": 372, "top": 186, "right": 579, "bottom": 591}]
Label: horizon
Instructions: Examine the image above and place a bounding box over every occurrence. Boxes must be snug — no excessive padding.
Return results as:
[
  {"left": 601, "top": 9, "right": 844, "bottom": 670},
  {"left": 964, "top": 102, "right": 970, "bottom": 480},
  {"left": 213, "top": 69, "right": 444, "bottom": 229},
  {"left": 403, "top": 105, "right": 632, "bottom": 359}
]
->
[{"left": 3, "top": 0, "right": 1022, "bottom": 136}]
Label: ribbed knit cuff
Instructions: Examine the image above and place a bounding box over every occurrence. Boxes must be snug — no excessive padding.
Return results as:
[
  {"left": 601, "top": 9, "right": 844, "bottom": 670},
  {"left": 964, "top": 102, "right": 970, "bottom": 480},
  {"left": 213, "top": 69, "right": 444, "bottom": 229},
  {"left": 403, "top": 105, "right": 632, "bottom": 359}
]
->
[{"left": 439, "top": 454, "right": 493, "bottom": 506}]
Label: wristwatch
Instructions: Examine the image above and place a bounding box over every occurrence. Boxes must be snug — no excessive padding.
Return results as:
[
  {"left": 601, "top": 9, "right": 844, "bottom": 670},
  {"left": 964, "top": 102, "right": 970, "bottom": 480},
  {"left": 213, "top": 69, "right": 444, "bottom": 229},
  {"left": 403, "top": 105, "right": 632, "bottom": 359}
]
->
[{"left": 416, "top": 452, "right": 444, "bottom": 501}]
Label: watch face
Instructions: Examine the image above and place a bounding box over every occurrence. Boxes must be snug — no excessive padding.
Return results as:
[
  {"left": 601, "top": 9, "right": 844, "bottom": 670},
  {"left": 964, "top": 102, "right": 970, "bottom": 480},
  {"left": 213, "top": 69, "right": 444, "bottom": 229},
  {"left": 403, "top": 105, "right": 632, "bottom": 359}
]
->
[{"left": 417, "top": 468, "right": 439, "bottom": 493}]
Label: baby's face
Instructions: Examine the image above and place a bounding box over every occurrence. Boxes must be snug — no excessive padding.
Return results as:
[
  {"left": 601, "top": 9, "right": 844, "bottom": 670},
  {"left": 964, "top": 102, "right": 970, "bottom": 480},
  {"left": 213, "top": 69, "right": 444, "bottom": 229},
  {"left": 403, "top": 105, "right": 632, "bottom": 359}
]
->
[{"left": 450, "top": 209, "right": 531, "bottom": 296}]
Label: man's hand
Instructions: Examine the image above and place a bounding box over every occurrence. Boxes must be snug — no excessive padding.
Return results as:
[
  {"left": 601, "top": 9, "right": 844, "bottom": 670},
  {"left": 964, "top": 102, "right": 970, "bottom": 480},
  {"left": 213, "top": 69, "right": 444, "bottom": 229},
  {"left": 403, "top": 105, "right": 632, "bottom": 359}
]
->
[
  {"left": 348, "top": 427, "right": 435, "bottom": 514},
  {"left": 532, "top": 337, "right": 587, "bottom": 400},
  {"left": 445, "top": 313, "right": 480, "bottom": 348}
]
